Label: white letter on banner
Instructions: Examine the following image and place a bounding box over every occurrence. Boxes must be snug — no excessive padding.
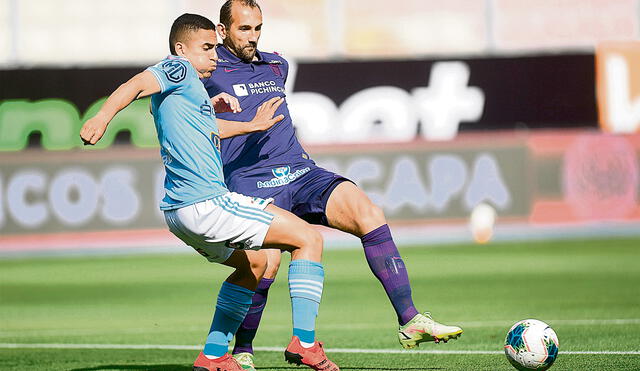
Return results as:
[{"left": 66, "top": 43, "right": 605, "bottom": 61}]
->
[
  {"left": 464, "top": 154, "right": 510, "bottom": 210},
  {"left": 413, "top": 62, "right": 484, "bottom": 141},
  {"left": 338, "top": 86, "right": 417, "bottom": 143},
  {"left": 100, "top": 167, "right": 140, "bottom": 224},
  {"left": 287, "top": 92, "right": 338, "bottom": 144},
  {"left": 49, "top": 169, "right": 99, "bottom": 226},
  {"left": 428, "top": 155, "right": 468, "bottom": 212},
  {"left": 604, "top": 54, "right": 640, "bottom": 133},
  {"left": 383, "top": 157, "right": 429, "bottom": 214},
  {"left": 7, "top": 170, "right": 48, "bottom": 228}
]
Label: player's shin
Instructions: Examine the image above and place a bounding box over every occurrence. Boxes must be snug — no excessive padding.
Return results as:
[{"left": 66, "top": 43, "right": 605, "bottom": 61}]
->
[
  {"left": 361, "top": 224, "right": 419, "bottom": 325},
  {"left": 204, "top": 281, "right": 254, "bottom": 358},
  {"left": 232, "top": 277, "right": 275, "bottom": 355},
  {"left": 288, "top": 259, "right": 324, "bottom": 347}
]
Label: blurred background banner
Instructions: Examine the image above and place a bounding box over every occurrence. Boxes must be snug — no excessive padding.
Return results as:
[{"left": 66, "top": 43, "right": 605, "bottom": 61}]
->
[{"left": 1, "top": 0, "right": 639, "bottom": 254}]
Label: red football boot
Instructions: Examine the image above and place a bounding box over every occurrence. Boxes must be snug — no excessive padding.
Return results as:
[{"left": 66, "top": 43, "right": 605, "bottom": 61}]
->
[
  {"left": 284, "top": 336, "right": 340, "bottom": 371},
  {"left": 193, "top": 352, "right": 244, "bottom": 371}
]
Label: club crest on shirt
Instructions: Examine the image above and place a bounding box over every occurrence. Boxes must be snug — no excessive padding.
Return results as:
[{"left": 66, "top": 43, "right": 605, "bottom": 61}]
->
[
  {"left": 256, "top": 166, "right": 310, "bottom": 188},
  {"left": 211, "top": 132, "right": 221, "bottom": 151},
  {"left": 161, "top": 60, "right": 187, "bottom": 83}
]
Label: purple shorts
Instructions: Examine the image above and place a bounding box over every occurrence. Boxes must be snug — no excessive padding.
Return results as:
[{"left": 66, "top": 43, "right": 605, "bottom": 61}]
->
[{"left": 226, "top": 165, "right": 352, "bottom": 226}]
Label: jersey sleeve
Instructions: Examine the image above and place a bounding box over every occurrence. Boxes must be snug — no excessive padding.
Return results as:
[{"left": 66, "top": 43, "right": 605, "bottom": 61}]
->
[
  {"left": 281, "top": 58, "right": 290, "bottom": 85},
  {"left": 146, "top": 59, "right": 190, "bottom": 94}
]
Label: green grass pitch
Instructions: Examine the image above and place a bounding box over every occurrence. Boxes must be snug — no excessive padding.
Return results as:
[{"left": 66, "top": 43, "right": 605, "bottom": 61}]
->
[{"left": 1, "top": 237, "right": 640, "bottom": 370}]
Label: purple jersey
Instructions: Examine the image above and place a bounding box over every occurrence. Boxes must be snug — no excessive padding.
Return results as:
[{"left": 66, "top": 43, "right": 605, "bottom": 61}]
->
[{"left": 203, "top": 45, "right": 315, "bottom": 182}]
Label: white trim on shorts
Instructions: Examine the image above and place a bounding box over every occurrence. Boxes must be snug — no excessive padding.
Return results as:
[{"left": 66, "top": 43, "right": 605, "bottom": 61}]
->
[{"left": 164, "top": 192, "right": 274, "bottom": 263}]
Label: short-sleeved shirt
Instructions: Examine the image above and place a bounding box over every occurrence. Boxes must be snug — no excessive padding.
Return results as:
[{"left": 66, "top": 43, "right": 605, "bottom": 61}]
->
[
  {"left": 147, "top": 55, "right": 227, "bottom": 210},
  {"left": 202, "top": 45, "right": 316, "bottom": 182}
]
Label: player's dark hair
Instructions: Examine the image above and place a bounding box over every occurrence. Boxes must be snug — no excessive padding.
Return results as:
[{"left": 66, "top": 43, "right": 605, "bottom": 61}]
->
[
  {"left": 169, "top": 13, "right": 216, "bottom": 55},
  {"left": 219, "top": 0, "right": 262, "bottom": 29}
]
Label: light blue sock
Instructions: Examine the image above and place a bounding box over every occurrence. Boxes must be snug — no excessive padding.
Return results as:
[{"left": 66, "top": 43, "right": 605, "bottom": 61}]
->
[
  {"left": 289, "top": 259, "right": 324, "bottom": 344},
  {"left": 203, "top": 281, "right": 254, "bottom": 358}
]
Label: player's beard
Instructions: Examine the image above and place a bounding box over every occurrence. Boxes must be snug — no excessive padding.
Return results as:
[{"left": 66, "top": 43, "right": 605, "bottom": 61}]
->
[{"left": 225, "top": 38, "right": 257, "bottom": 62}]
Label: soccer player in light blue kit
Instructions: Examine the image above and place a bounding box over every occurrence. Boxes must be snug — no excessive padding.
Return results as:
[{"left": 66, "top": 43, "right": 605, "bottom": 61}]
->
[{"left": 80, "top": 13, "right": 339, "bottom": 371}]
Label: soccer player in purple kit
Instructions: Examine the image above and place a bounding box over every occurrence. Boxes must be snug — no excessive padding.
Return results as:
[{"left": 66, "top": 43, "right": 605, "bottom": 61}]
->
[{"left": 203, "top": 1, "right": 464, "bottom": 370}]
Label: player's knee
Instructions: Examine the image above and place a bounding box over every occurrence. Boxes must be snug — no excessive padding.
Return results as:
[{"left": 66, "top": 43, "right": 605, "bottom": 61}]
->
[
  {"left": 300, "top": 226, "right": 323, "bottom": 251},
  {"left": 357, "top": 202, "right": 387, "bottom": 234},
  {"left": 248, "top": 252, "right": 267, "bottom": 281},
  {"left": 264, "top": 255, "right": 281, "bottom": 278}
]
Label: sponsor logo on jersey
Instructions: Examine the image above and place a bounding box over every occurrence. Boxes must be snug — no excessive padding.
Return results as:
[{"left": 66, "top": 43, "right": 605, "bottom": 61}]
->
[
  {"left": 200, "top": 100, "right": 212, "bottom": 116},
  {"left": 161, "top": 60, "right": 187, "bottom": 83},
  {"left": 256, "top": 166, "right": 311, "bottom": 188},
  {"left": 233, "top": 83, "right": 249, "bottom": 96},
  {"left": 268, "top": 59, "right": 283, "bottom": 64},
  {"left": 160, "top": 148, "right": 172, "bottom": 165},
  {"left": 231, "top": 80, "right": 285, "bottom": 97}
]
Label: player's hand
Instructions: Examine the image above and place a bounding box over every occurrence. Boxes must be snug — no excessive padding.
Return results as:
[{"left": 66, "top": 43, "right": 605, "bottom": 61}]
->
[
  {"left": 211, "top": 92, "right": 241, "bottom": 113},
  {"left": 250, "top": 96, "right": 285, "bottom": 132},
  {"left": 80, "top": 115, "right": 109, "bottom": 145}
]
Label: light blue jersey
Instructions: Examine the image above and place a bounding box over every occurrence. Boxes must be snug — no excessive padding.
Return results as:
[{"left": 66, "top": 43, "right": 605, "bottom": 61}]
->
[{"left": 147, "top": 55, "right": 227, "bottom": 210}]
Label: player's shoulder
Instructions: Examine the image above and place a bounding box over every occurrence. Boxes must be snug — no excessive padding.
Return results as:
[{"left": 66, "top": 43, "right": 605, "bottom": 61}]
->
[
  {"left": 260, "top": 50, "right": 288, "bottom": 66},
  {"left": 149, "top": 55, "right": 193, "bottom": 84}
]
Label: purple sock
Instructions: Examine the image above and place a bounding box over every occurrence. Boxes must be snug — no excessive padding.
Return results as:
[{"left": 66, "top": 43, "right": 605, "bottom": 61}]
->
[
  {"left": 232, "top": 277, "right": 274, "bottom": 355},
  {"left": 361, "top": 224, "right": 419, "bottom": 325}
]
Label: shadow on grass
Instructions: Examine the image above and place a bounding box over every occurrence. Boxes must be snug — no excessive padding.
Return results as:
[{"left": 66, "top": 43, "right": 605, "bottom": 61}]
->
[
  {"left": 257, "top": 368, "right": 444, "bottom": 370},
  {"left": 70, "top": 365, "right": 443, "bottom": 371},
  {"left": 70, "top": 366, "right": 190, "bottom": 371}
]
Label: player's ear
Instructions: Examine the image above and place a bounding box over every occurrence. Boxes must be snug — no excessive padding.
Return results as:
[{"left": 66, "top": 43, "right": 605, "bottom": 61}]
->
[
  {"left": 174, "top": 41, "right": 186, "bottom": 57},
  {"left": 216, "top": 23, "right": 227, "bottom": 40}
]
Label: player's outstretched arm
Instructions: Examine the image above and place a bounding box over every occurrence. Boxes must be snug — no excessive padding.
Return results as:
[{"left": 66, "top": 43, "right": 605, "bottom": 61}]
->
[
  {"left": 80, "top": 71, "right": 161, "bottom": 145},
  {"left": 218, "top": 96, "right": 285, "bottom": 138}
]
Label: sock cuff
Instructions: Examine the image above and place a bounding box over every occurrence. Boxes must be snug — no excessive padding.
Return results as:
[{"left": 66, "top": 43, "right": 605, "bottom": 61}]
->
[
  {"left": 257, "top": 277, "right": 275, "bottom": 290},
  {"left": 219, "top": 281, "right": 254, "bottom": 306},
  {"left": 289, "top": 259, "right": 324, "bottom": 276},
  {"left": 361, "top": 224, "right": 393, "bottom": 246}
]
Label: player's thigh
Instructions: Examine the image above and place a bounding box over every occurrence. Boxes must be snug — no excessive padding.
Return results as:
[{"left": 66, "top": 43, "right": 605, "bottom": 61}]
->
[
  {"left": 222, "top": 249, "right": 267, "bottom": 276},
  {"left": 325, "top": 181, "right": 386, "bottom": 237},
  {"left": 263, "top": 204, "right": 322, "bottom": 254}
]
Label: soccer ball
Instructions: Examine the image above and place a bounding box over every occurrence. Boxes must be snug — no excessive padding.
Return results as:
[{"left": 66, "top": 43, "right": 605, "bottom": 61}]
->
[{"left": 504, "top": 319, "right": 559, "bottom": 370}]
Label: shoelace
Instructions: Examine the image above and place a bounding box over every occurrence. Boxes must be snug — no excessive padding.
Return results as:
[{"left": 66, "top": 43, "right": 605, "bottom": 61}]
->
[{"left": 234, "top": 353, "right": 253, "bottom": 365}]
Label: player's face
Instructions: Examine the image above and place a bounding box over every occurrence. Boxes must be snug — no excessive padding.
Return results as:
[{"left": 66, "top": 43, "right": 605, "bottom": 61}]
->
[
  {"left": 223, "top": 5, "right": 262, "bottom": 62},
  {"left": 179, "top": 29, "right": 218, "bottom": 78}
]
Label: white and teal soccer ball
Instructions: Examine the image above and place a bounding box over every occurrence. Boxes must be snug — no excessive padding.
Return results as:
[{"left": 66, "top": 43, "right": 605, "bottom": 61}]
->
[{"left": 504, "top": 319, "right": 559, "bottom": 370}]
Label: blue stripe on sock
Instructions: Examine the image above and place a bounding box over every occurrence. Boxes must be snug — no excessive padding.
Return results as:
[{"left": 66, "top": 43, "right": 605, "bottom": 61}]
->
[
  {"left": 289, "top": 260, "right": 324, "bottom": 345},
  {"left": 293, "top": 328, "right": 316, "bottom": 344}
]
